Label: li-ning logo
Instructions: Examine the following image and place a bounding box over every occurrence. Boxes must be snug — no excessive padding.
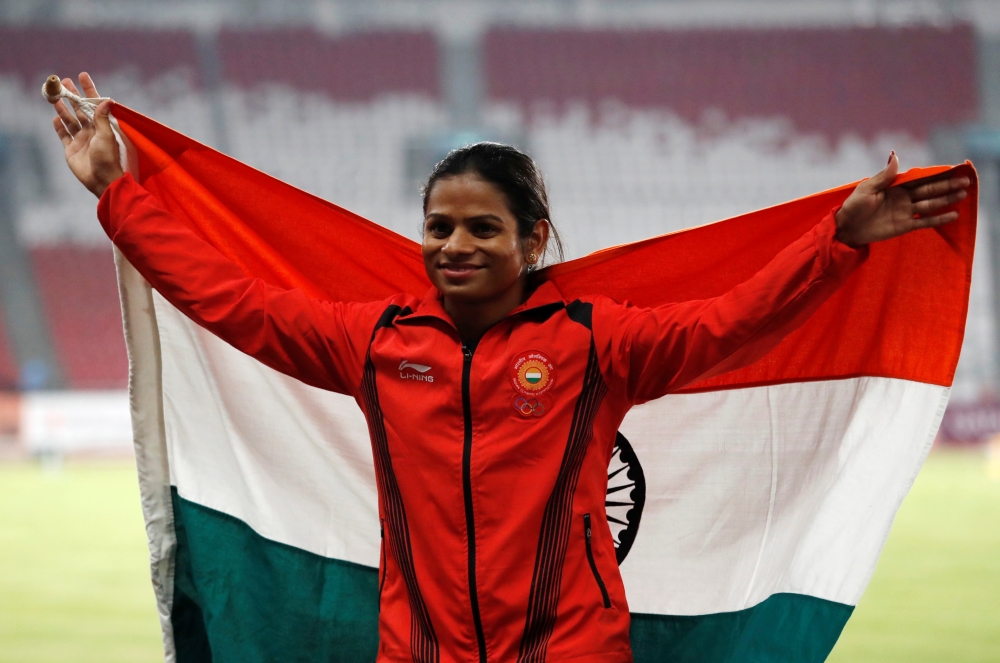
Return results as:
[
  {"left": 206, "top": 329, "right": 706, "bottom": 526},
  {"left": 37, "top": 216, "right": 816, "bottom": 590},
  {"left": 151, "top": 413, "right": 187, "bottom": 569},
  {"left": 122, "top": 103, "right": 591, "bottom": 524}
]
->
[{"left": 399, "top": 360, "right": 434, "bottom": 383}]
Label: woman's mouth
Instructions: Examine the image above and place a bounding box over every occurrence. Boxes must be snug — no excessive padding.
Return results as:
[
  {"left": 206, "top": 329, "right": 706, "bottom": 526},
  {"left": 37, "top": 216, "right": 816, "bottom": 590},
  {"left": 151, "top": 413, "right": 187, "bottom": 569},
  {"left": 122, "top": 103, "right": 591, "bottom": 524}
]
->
[{"left": 439, "top": 262, "right": 484, "bottom": 280}]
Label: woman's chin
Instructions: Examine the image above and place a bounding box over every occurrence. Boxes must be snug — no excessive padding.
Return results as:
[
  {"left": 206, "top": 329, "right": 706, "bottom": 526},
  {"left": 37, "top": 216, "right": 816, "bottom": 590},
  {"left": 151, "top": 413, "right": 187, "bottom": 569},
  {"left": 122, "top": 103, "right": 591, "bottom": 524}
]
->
[
  {"left": 437, "top": 281, "right": 488, "bottom": 301},
  {"left": 431, "top": 270, "right": 521, "bottom": 307}
]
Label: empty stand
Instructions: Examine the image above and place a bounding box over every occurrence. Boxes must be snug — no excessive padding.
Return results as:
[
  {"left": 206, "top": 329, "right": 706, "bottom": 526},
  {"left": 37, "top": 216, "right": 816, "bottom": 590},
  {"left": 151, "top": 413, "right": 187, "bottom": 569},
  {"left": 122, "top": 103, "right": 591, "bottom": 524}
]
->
[
  {"left": 0, "top": 310, "right": 18, "bottom": 390},
  {"left": 484, "top": 26, "right": 977, "bottom": 140},
  {"left": 223, "top": 90, "right": 444, "bottom": 237},
  {"left": 520, "top": 104, "right": 932, "bottom": 258},
  {"left": 219, "top": 29, "right": 440, "bottom": 101},
  {"left": 0, "top": 23, "right": 991, "bottom": 400},
  {"left": 0, "top": 27, "right": 200, "bottom": 87},
  {"left": 30, "top": 247, "right": 127, "bottom": 389}
]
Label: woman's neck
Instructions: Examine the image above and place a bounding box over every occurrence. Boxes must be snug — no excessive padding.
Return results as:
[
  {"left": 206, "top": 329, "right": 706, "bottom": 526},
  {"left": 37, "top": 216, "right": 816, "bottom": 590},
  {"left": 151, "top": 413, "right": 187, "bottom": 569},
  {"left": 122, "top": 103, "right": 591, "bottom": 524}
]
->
[{"left": 444, "top": 281, "right": 527, "bottom": 347}]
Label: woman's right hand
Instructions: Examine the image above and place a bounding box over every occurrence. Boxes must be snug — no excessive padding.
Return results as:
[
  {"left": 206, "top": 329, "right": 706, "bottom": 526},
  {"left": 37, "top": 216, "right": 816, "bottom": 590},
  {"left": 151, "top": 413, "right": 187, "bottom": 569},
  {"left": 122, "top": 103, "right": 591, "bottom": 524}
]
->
[{"left": 50, "top": 73, "right": 124, "bottom": 198}]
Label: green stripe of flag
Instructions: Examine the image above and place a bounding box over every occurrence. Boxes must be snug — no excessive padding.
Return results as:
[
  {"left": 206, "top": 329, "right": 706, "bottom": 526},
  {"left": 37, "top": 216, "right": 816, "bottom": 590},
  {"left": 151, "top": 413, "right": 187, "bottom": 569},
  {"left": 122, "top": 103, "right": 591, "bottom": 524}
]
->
[
  {"left": 170, "top": 490, "right": 380, "bottom": 663},
  {"left": 630, "top": 594, "right": 852, "bottom": 663},
  {"left": 169, "top": 491, "right": 853, "bottom": 663}
]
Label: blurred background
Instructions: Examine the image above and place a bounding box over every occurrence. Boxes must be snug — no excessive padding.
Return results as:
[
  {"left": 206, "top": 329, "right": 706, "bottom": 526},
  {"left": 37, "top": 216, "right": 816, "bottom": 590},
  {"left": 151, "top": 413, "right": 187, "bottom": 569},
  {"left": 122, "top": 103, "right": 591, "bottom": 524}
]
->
[{"left": 0, "top": 0, "right": 997, "bottom": 661}]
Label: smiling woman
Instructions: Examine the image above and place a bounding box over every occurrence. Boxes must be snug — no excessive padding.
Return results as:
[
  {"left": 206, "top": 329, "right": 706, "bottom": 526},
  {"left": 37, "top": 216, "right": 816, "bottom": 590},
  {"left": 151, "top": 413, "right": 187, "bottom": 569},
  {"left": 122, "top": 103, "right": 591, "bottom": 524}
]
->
[
  {"left": 421, "top": 143, "right": 563, "bottom": 345},
  {"left": 48, "top": 71, "right": 973, "bottom": 663}
]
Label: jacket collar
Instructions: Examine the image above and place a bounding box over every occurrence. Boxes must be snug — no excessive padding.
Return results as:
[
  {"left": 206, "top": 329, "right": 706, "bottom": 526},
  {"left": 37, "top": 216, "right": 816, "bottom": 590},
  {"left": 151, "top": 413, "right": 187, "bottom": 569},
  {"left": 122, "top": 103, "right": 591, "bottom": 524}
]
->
[{"left": 404, "top": 279, "right": 567, "bottom": 328}]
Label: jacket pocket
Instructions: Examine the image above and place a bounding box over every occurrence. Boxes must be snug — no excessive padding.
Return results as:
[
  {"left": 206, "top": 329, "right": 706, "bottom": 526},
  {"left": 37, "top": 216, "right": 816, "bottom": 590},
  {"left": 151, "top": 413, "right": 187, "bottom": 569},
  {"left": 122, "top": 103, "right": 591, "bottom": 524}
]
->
[
  {"left": 583, "top": 513, "right": 611, "bottom": 608},
  {"left": 378, "top": 518, "right": 388, "bottom": 601}
]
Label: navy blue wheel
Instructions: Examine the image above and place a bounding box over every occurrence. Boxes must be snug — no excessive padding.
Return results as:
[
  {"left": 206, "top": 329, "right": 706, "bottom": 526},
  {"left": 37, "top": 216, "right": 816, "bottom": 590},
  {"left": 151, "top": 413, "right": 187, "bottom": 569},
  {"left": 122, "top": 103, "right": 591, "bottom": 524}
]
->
[{"left": 606, "top": 431, "right": 646, "bottom": 565}]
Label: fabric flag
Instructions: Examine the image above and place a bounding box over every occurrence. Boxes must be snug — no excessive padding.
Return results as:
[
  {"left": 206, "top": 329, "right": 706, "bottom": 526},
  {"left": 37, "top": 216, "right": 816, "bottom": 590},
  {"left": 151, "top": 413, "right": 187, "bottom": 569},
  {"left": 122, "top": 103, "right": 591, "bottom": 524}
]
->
[{"left": 107, "top": 104, "right": 976, "bottom": 663}]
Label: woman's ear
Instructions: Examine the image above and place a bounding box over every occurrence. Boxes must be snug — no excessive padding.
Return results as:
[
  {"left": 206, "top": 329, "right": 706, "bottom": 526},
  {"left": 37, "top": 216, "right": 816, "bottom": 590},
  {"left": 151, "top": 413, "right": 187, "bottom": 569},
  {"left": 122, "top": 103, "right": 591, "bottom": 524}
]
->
[{"left": 526, "top": 219, "right": 551, "bottom": 265}]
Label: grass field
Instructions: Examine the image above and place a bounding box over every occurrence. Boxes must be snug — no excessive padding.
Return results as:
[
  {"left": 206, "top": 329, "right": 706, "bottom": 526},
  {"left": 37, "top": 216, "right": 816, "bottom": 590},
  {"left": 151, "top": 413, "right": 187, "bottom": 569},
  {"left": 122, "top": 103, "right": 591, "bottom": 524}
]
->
[
  {"left": 828, "top": 448, "right": 1000, "bottom": 663},
  {"left": 0, "top": 449, "right": 997, "bottom": 662}
]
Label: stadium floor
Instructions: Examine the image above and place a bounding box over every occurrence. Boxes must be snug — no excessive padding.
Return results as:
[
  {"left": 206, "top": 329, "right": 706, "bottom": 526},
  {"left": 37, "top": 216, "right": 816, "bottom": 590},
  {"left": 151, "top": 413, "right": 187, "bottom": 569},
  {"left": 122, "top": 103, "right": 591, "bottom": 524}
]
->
[{"left": 0, "top": 449, "right": 996, "bottom": 662}]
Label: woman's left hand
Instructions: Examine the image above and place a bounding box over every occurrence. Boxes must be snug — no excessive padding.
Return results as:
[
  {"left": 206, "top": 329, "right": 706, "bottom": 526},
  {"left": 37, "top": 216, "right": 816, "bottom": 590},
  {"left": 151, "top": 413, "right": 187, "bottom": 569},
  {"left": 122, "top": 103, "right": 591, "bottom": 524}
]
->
[{"left": 834, "top": 151, "right": 971, "bottom": 248}]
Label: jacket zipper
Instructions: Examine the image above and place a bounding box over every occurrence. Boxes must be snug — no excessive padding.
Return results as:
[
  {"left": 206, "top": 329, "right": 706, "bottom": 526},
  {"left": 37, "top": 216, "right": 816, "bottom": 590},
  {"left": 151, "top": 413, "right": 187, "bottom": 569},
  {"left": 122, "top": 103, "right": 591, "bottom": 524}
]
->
[
  {"left": 583, "top": 513, "right": 612, "bottom": 609},
  {"left": 463, "top": 344, "right": 488, "bottom": 663},
  {"left": 378, "top": 518, "right": 387, "bottom": 601}
]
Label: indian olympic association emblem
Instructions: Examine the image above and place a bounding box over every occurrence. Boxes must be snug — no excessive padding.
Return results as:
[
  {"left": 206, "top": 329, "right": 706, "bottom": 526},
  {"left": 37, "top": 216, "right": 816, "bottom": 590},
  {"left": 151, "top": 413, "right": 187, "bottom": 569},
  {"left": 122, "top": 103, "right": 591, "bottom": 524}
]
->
[
  {"left": 507, "top": 349, "right": 644, "bottom": 563},
  {"left": 511, "top": 351, "right": 555, "bottom": 396}
]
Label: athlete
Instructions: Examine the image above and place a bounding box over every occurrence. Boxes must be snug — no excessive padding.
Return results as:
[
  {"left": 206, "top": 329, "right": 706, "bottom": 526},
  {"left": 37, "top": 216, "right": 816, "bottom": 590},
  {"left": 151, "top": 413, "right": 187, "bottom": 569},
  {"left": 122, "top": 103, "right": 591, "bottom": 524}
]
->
[{"left": 51, "top": 73, "right": 969, "bottom": 663}]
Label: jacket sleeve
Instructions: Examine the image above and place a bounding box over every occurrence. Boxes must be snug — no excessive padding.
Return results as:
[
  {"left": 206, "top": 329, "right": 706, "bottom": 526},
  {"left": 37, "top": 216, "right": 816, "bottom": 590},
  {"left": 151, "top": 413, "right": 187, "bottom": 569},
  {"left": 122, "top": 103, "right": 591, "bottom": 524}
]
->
[
  {"left": 594, "top": 211, "right": 868, "bottom": 405},
  {"left": 97, "top": 173, "right": 377, "bottom": 396}
]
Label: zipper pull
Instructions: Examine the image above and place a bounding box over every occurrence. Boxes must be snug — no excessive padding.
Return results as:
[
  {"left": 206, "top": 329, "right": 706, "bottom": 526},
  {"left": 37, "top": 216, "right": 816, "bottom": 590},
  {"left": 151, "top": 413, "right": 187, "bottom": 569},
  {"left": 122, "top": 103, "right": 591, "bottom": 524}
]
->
[{"left": 584, "top": 513, "right": 592, "bottom": 539}]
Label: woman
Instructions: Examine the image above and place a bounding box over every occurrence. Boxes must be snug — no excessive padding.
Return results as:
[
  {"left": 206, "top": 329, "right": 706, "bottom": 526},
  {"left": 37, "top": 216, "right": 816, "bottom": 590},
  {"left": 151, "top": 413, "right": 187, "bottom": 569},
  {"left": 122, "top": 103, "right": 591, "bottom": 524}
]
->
[{"left": 52, "top": 73, "right": 968, "bottom": 663}]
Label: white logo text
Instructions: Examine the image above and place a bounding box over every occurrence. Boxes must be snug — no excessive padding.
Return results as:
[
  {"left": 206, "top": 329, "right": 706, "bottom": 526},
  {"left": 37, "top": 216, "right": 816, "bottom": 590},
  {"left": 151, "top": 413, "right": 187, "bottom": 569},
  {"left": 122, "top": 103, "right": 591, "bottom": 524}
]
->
[{"left": 399, "top": 360, "right": 434, "bottom": 383}]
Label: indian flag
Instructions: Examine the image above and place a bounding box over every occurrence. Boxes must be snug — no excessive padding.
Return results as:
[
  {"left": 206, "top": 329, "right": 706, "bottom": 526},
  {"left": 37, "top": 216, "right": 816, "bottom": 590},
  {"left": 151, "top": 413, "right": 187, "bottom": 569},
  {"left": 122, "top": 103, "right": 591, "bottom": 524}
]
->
[{"left": 108, "top": 105, "right": 976, "bottom": 663}]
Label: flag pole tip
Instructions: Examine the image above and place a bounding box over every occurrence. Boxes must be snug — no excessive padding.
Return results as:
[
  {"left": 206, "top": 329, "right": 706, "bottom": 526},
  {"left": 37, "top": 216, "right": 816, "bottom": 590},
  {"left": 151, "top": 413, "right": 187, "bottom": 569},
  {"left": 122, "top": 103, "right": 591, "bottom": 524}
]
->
[{"left": 42, "top": 75, "right": 63, "bottom": 102}]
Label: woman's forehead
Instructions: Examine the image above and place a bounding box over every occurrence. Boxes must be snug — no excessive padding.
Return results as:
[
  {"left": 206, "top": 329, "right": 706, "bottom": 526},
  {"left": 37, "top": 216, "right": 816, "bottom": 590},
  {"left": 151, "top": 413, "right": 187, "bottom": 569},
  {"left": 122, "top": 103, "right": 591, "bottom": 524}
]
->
[{"left": 425, "top": 174, "right": 512, "bottom": 221}]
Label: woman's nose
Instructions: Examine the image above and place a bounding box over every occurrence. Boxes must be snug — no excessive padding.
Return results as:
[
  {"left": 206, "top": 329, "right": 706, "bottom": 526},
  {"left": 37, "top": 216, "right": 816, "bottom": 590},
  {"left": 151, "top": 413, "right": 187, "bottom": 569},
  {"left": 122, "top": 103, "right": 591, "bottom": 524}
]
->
[{"left": 442, "top": 228, "right": 475, "bottom": 256}]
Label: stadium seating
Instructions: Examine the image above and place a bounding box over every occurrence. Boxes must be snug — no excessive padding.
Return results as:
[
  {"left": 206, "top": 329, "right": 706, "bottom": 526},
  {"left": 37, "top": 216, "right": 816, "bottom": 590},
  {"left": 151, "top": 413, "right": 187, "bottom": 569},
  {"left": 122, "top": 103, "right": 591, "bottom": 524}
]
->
[
  {"left": 29, "top": 246, "right": 128, "bottom": 389},
  {"left": 521, "top": 105, "right": 933, "bottom": 257},
  {"left": 0, "top": 310, "right": 18, "bottom": 390},
  {"left": 0, "top": 24, "right": 990, "bottom": 401},
  {"left": 0, "top": 27, "right": 200, "bottom": 87},
  {"left": 221, "top": 89, "right": 444, "bottom": 237},
  {"left": 216, "top": 28, "right": 444, "bottom": 237},
  {"left": 218, "top": 28, "right": 440, "bottom": 101},
  {"left": 483, "top": 26, "right": 977, "bottom": 140}
]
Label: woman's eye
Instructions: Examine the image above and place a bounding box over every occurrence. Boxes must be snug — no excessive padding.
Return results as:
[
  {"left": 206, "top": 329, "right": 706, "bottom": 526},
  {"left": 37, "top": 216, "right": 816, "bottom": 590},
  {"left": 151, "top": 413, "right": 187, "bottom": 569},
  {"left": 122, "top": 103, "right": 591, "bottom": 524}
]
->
[
  {"left": 474, "top": 224, "right": 498, "bottom": 236},
  {"left": 427, "top": 223, "right": 450, "bottom": 236}
]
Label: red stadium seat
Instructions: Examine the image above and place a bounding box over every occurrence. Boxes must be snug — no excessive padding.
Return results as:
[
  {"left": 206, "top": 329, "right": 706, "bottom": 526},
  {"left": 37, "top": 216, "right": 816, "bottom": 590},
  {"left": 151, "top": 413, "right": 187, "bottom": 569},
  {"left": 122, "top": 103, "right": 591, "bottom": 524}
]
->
[
  {"left": 0, "top": 27, "right": 201, "bottom": 86},
  {"left": 29, "top": 247, "right": 128, "bottom": 389},
  {"left": 484, "top": 26, "right": 977, "bottom": 139},
  {"left": 0, "top": 310, "right": 17, "bottom": 390},
  {"left": 218, "top": 28, "right": 440, "bottom": 101}
]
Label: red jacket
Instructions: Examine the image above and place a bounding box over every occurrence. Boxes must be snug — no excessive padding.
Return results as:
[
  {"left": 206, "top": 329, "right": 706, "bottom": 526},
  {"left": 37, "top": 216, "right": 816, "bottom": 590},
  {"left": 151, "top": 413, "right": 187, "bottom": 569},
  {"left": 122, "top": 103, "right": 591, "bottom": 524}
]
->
[{"left": 99, "top": 174, "right": 867, "bottom": 663}]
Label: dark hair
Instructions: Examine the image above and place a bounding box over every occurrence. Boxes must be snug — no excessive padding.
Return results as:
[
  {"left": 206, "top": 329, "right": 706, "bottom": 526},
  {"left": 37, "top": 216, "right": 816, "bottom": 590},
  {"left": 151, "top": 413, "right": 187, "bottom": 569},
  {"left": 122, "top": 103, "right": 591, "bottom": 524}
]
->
[{"left": 422, "top": 142, "right": 564, "bottom": 269}]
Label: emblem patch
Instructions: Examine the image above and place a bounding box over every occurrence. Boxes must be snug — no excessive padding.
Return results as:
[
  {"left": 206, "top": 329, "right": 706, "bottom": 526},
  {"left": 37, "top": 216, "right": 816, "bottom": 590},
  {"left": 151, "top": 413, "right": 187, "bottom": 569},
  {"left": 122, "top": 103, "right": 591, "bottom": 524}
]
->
[{"left": 511, "top": 351, "right": 555, "bottom": 396}]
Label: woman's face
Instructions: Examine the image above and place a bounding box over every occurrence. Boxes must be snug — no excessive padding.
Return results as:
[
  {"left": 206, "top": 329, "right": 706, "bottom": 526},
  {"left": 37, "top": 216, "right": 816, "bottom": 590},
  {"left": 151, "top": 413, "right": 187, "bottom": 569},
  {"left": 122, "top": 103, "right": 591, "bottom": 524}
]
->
[{"left": 423, "top": 173, "right": 541, "bottom": 305}]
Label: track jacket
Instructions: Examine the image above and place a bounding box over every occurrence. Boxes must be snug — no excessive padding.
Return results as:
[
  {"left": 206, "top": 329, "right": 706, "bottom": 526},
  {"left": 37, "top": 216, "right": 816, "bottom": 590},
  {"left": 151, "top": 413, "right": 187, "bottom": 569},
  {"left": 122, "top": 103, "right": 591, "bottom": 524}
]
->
[{"left": 98, "top": 173, "right": 868, "bottom": 663}]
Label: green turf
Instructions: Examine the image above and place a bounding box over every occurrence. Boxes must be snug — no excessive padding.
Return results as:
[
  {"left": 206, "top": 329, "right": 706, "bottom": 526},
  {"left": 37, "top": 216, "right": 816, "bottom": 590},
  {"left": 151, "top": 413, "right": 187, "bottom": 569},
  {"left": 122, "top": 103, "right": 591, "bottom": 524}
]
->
[
  {"left": 0, "top": 449, "right": 997, "bottom": 662},
  {"left": 0, "top": 460, "right": 163, "bottom": 663},
  {"left": 828, "top": 448, "right": 1000, "bottom": 663}
]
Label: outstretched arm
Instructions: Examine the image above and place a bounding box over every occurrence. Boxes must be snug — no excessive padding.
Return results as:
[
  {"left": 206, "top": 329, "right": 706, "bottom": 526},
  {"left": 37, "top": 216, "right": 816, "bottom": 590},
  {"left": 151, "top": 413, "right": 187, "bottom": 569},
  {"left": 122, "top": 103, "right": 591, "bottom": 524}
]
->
[
  {"left": 50, "top": 73, "right": 377, "bottom": 395},
  {"left": 604, "top": 155, "right": 970, "bottom": 404},
  {"left": 99, "top": 176, "right": 377, "bottom": 395}
]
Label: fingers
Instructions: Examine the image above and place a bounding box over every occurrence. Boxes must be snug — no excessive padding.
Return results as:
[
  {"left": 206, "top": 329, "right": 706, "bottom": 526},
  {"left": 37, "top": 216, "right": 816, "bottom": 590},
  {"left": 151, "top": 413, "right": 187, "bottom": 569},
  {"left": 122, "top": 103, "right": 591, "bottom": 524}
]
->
[
  {"left": 92, "top": 99, "right": 115, "bottom": 135},
  {"left": 62, "top": 77, "right": 81, "bottom": 97},
  {"left": 912, "top": 188, "right": 968, "bottom": 216},
  {"left": 52, "top": 116, "right": 73, "bottom": 147},
  {"left": 60, "top": 77, "right": 91, "bottom": 126},
  {"left": 910, "top": 210, "right": 960, "bottom": 230},
  {"left": 907, "top": 176, "right": 971, "bottom": 200},
  {"left": 79, "top": 72, "right": 99, "bottom": 99},
  {"left": 53, "top": 99, "right": 82, "bottom": 134}
]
